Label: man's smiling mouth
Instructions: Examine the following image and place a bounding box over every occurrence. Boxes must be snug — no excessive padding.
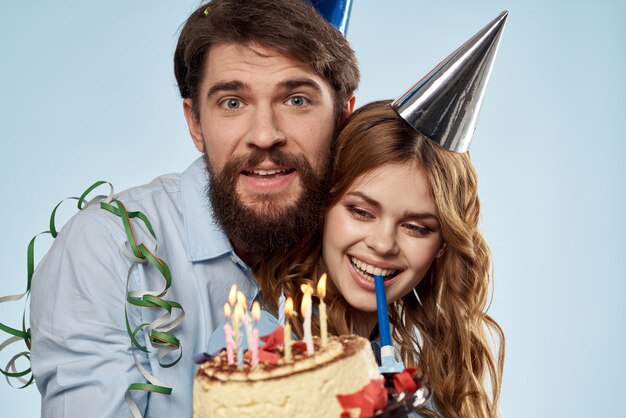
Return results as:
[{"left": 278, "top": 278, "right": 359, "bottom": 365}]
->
[{"left": 243, "top": 168, "right": 294, "bottom": 177}]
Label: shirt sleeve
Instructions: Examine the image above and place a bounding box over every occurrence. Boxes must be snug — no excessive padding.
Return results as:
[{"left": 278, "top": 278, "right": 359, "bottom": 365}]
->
[{"left": 30, "top": 209, "right": 150, "bottom": 417}]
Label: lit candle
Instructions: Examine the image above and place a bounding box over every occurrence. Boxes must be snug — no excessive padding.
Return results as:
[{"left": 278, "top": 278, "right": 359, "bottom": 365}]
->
[
  {"left": 301, "top": 284, "right": 314, "bottom": 355},
  {"left": 317, "top": 274, "right": 328, "bottom": 348},
  {"left": 237, "top": 292, "right": 254, "bottom": 357},
  {"left": 233, "top": 303, "right": 245, "bottom": 367},
  {"left": 228, "top": 284, "right": 237, "bottom": 307},
  {"left": 284, "top": 297, "right": 294, "bottom": 363},
  {"left": 251, "top": 301, "right": 260, "bottom": 367},
  {"left": 236, "top": 290, "right": 247, "bottom": 311},
  {"left": 278, "top": 288, "right": 286, "bottom": 326},
  {"left": 223, "top": 303, "right": 235, "bottom": 365}
]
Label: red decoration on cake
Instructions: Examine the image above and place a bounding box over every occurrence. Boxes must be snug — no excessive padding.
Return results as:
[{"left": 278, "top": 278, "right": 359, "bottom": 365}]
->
[
  {"left": 336, "top": 378, "right": 387, "bottom": 418},
  {"left": 257, "top": 349, "right": 280, "bottom": 364},
  {"left": 291, "top": 341, "right": 308, "bottom": 352},
  {"left": 254, "top": 325, "right": 285, "bottom": 364},
  {"left": 259, "top": 325, "right": 284, "bottom": 350}
]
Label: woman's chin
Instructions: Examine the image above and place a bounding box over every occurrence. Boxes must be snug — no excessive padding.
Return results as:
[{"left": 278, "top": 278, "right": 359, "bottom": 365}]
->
[{"left": 345, "top": 297, "right": 377, "bottom": 313}]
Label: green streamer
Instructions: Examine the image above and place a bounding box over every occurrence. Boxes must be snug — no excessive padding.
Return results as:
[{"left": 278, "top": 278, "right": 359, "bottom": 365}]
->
[{"left": 0, "top": 181, "right": 185, "bottom": 418}]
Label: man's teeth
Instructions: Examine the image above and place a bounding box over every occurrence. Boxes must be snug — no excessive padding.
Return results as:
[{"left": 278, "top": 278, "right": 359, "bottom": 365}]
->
[
  {"left": 250, "top": 169, "right": 288, "bottom": 176},
  {"left": 350, "top": 256, "right": 397, "bottom": 278}
]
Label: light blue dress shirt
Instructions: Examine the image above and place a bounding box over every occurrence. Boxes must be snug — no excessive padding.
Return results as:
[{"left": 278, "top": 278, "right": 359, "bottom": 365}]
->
[{"left": 30, "top": 157, "right": 259, "bottom": 417}]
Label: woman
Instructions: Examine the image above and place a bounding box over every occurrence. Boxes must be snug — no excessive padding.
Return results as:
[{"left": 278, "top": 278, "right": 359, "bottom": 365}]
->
[{"left": 255, "top": 100, "right": 505, "bottom": 418}]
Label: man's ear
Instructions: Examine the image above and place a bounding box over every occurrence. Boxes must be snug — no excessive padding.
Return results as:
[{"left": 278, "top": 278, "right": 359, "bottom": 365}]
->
[
  {"left": 183, "top": 98, "right": 205, "bottom": 153},
  {"left": 339, "top": 93, "right": 356, "bottom": 125}
]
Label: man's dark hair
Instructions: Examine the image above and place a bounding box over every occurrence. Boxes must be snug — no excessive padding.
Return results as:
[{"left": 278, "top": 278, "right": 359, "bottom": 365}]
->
[{"left": 174, "top": 0, "right": 359, "bottom": 120}]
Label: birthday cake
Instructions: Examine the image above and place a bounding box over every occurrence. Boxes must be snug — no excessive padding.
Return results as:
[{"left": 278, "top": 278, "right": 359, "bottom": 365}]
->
[{"left": 193, "top": 334, "right": 381, "bottom": 418}]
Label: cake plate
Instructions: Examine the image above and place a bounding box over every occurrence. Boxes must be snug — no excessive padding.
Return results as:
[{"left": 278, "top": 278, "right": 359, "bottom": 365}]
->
[{"left": 374, "top": 372, "right": 432, "bottom": 418}]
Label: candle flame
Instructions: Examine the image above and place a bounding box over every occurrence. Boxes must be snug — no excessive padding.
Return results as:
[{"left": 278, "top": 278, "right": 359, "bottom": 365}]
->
[
  {"left": 237, "top": 291, "right": 247, "bottom": 311},
  {"left": 224, "top": 303, "right": 231, "bottom": 318},
  {"left": 233, "top": 303, "right": 245, "bottom": 326},
  {"left": 317, "top": 273, "right": 327, "bottom": 299},
  {"left": 301, "top": 292, "right": 312, "bottom": 317},
  {"left": 285, "top": 297, "right": 294, "bottom": 317},
  {"left": 228, "top": 284, "right": 237, "bottom": 306},
  {"left": 252, "top": 301, "right": 260, "bottom": 321},
  {"left": 300, "top": 283, "right": 313, "bottom": 295}
]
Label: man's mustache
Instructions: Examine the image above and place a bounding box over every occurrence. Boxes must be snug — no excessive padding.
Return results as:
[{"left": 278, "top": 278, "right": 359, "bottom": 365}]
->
[{"left": 234, "top": 149, "right": 306, "bottom": 170}]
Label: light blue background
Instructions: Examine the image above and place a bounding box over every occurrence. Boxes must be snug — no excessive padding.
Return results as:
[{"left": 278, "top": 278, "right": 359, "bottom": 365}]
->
[{"left": 1, "top": 1, "right": 624, "bottom": 416}]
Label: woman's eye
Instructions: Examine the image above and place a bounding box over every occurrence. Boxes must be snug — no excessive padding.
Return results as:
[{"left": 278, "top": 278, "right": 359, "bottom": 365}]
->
[
  {"left": 347, "top": 206, "right": 372, "bottom": 220},
  {"left": 403, "top": 223, "right": 433, "bottom": 237},
  {"left": 220, "top": 98, "right": 243, "bottom": 110},
  {"left": 286, "top": 96, "right": 309, "bottom": 107}
]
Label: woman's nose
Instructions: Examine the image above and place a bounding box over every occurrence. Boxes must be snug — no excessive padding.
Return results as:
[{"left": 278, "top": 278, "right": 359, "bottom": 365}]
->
[{"left": 364, "top": 222, "right": 399, "bottom": 256}]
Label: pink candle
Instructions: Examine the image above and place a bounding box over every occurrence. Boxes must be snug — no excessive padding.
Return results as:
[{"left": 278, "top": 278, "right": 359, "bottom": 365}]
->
[
  {"left": 250, "top": 328, "right": 259, "bottom": 367},
  {"left": 224, "top": 323, "right": 235, "bottom": 365},
  {"left": 301, "top": 284, "right": 314, "bottom": 355}
]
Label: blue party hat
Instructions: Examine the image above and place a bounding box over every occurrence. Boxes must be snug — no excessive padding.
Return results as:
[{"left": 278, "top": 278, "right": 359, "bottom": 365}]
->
[{"left": 306, "top": 0, "right": 354, "bottom": 36}]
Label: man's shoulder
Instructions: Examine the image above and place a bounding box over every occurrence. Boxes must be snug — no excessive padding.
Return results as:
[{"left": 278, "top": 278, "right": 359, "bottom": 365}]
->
[
  {"left": 67, "top": 170, "right": 186, "bottom": 243},
  {"left": 115, "top": 171, "right": 183, "bottom": 207},
  {"left": 52, "top": 158, "right": 221, "bottom": 260},
  {"left": 112, "top": 157, "right": 205, "bottom": 213}
]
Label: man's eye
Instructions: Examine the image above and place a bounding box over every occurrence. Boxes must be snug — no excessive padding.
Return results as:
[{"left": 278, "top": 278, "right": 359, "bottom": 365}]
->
[
  {"left": 286, "top": 96, "right": 309, "bottom": 107},
  {"left": 220, "top": 98, "right": 242, "bottom": 109}
]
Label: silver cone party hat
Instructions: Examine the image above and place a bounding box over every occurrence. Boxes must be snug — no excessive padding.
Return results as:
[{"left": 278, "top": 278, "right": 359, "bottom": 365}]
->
[{"left": 392, "top": 11, "right": 508, "bottom": 152}]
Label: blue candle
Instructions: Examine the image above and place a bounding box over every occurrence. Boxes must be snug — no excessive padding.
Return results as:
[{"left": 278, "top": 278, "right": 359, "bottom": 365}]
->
[
  {"left": 278, "top": 288, "right": 286, "bottom": 326},
  {"left": 236, "top": 330, "right": 244, "bottom": 367},
  {"left": 375, "top": 275, "right": 392, "bottom": 347}
]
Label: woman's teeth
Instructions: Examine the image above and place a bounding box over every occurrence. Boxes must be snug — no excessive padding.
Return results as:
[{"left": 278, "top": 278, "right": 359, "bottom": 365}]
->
[{"left": 350, "top": 256, "right": 398, "bottom": 280}]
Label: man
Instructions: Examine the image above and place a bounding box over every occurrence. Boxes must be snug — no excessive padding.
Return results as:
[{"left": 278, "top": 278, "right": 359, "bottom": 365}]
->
[{"left": 29, "top": 0, "right": 358, "bottom": 417}]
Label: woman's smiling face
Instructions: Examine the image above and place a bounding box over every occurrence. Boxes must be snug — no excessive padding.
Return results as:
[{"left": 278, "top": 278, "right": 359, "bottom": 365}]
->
[{"left": 323, "top": 161, "right": 445, "bottom": 313}]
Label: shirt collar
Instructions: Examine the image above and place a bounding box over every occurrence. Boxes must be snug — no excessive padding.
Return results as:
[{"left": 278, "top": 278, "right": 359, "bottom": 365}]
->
[{"left": 181, "top": 157, "right": 234, "bottom": 262}]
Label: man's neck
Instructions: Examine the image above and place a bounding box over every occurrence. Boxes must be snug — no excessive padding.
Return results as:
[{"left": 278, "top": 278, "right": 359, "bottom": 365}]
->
[{"left": 231, "top": 240, "right": 262, "bottom": 270}]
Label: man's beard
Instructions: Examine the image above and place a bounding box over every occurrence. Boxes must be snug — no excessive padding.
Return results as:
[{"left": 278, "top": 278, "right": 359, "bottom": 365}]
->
[{"left": 205, "top": 149, "right": 329, "bottom": 262}]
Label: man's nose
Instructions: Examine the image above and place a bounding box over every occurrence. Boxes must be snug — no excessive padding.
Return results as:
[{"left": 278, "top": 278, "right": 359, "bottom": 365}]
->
[
  {"left": 365, "top": 222, "right": 399, "bottom": 257},
  {"left": 244, "top": 104, "right": 287, "bottom": 150}
]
